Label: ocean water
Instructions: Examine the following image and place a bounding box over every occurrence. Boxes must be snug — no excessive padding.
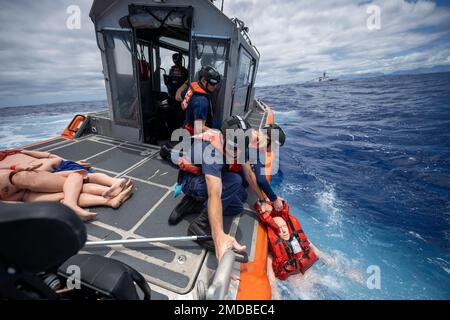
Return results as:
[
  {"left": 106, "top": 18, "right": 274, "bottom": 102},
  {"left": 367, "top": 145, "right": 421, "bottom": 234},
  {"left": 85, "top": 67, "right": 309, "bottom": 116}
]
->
[
  {"left": 1, "top": 73, "right": 449, "bottom": 299},
  {"left": 0, "top": 101, "right": 107, "bottom": 149},
  {"left": 258, "top": 72, "right": 450, "bottom": 300}
]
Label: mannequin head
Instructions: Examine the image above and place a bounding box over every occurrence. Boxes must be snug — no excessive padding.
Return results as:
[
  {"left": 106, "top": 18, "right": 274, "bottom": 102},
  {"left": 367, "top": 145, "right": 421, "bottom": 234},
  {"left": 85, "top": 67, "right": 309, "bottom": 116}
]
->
[{"left": 273, "top": 216, "right": 290, "bottom": 240}]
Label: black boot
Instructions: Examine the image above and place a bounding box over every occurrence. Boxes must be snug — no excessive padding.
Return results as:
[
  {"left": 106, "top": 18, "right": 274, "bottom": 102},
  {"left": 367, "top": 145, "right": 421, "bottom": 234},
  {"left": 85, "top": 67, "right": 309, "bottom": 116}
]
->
[
  {"left": 188, "top": 208, "right": 215, "bottom": 252},
  {"left": 168, "top": 195, "right": 204, "bottom": 225}
]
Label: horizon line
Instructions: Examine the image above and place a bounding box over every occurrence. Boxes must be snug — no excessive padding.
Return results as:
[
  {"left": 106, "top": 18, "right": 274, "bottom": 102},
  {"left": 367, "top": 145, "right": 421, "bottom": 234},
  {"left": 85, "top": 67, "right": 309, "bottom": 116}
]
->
[{"left": 2, "top": 70, "right": 449, "bottom": 109}]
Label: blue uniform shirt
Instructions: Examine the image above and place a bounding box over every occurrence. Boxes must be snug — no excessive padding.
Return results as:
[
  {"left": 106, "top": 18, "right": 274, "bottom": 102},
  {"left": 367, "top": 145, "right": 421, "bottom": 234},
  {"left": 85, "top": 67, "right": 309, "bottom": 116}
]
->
[
  {"left": 181, "top": 88, "right": 210, "bottom": 128},
  {"left": 181, "top": 140, "right": 225, "bottom": 199},
  {"left": 253, "top": 152, "right": 278, "bottom": 202}
]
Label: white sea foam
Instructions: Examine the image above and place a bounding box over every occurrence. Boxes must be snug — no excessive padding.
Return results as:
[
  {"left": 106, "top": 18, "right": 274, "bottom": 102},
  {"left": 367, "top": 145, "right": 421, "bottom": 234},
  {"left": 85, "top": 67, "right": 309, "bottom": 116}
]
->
[
  {"left": 0, "top": 114, "right": 72, "bottom": 149},
  {"left": 271, "top": 110, "right": 299, "bottom": 125},
  {"left": 279, "top": 182, "right": 307, "bottom": 195},
  {"left": 276, "top": 270, "right": 345, "bottom": 300},
  {"left": 0, "top": 129, "right": 38, "bottom": 149},
  {"left": 427, "top": 257, "right": 450, "bottom": 276},
  {"left": 408, "top": 231, "right": 427, "bottom": 242},
  {"left": 272, "top": 109, "right": 298, "bottom": 117},
  {"left": 443, "top": 267, "right": 450, "bottom": 275},
  {"left": 270, "top": 248, "right": 365, "bottom": 300},
  {"left": 315, "top": 185, "right": 344, "bottom": 237}
]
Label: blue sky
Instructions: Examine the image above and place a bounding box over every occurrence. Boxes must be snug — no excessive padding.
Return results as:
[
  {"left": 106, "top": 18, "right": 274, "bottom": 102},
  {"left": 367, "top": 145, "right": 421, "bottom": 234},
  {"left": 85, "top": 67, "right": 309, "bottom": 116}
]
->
[{"left": 0, "top": 0, "right": 449, "bottom": 107}]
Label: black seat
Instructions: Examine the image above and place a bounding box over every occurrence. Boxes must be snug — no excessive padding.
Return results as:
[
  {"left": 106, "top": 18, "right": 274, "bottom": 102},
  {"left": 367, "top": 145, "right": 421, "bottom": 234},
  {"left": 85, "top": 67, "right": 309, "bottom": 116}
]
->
[
  {"left": 58, "top": 254, "right": 151, "bottom": 300},
  {"left": 0, "top": 202, "right": 151, "bottom": 300},
  {"left": 0, "top": 202, "right": 85, "bottom": 274}
]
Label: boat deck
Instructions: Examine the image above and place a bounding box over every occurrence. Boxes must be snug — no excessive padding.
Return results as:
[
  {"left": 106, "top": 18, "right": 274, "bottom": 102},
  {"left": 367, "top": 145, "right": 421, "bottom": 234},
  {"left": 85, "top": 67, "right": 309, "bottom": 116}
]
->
[{"left": 23, "top": 105, "right": 268, "bottom": 299}]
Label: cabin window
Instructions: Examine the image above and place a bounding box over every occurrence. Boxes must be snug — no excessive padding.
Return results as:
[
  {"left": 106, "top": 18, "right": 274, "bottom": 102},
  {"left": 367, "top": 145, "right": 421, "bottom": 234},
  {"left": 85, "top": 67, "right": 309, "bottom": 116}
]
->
[
  {"left": 192, "top": 38, "right": 229, "bottom": 81},
  {"left": 103, "top": 30, "right": 139, "bottom": 127},
  {"left": 231, "top": 46, "right": 256, "bottom": 115},
  {"left": 114, "top": 39, "right": 134, "bottom": 75},
  {"left": 237, "top": 50, "right": 252, "bottom": 87},
  {"left": 192, "top": 37, "right": 229, "bottom": 123}
]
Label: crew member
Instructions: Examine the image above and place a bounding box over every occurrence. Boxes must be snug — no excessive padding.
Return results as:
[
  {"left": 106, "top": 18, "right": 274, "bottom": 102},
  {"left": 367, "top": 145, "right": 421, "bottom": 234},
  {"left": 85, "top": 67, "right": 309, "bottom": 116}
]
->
[
  {"left": 179, "top": 116, "right": 272, "bottom": 262},
  {"left": 167, "top": 53, "right": 188, "bottom": 99},
  {"left": 251, "top": 123, "right": 286, "bottom": 211},
  {"left": 176, "top": 66, "right": 222, "bottom": 135}
]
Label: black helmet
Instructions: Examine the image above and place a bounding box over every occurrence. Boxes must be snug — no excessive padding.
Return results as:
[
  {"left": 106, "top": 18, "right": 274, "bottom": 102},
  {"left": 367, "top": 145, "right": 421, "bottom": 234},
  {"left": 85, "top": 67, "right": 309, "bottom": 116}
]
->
[
  {"left": 263, "top": 123, "right": 286, "bottom": 147},
  {"left": 221, "top": 116, "right": 252, "bottom": 150},
  {"left": 199, "top": 65, "right": 221, "bottom": 85},
  {"left": 172, "top": 53, "right": 182, "bottom": 65},
  {"left": 221, "top": 116, "right": 251, "bottom": 135}
]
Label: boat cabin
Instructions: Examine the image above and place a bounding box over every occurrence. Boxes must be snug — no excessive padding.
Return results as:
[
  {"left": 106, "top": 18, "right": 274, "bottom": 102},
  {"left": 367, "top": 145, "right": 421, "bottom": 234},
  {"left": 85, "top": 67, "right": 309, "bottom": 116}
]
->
[
  {"left": 0, "top": 0, "right": 275, "bottom": 301},
  {"left": 90, "top": 0, "right": 260, "bottom": 144}
]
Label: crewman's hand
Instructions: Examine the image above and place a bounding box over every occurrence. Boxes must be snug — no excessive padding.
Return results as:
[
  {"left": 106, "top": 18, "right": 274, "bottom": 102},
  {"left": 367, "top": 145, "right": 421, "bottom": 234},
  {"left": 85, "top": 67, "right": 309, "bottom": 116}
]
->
[
  {"left": 215, "top": 232, "right": 247, "bottom": 263},
  {"left": 273, "top": 197, "right": 284, "bottom": 211},
  {"left": 260, "top": 201, "right": 273, "bottom": 213}
]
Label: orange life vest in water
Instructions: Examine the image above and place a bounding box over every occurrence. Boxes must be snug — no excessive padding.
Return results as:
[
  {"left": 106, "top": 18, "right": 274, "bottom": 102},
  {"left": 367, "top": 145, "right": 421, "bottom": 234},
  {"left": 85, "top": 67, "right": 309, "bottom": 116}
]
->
[{"left": 255, "top": 201, "right": 318, "bottom": 280}]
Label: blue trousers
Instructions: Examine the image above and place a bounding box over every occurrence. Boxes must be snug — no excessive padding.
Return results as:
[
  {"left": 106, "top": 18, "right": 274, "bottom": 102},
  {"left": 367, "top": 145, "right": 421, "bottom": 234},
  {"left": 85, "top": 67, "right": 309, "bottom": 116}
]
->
[{"left": 182, "top": 172, "right": 247, "bottom": 216}]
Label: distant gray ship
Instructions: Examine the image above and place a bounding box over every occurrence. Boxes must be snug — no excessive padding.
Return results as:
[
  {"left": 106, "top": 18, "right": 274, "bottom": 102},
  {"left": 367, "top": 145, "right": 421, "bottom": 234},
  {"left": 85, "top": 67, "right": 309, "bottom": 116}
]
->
[{"left": 310, "top": 72, "right": 338, "bottom": 82}]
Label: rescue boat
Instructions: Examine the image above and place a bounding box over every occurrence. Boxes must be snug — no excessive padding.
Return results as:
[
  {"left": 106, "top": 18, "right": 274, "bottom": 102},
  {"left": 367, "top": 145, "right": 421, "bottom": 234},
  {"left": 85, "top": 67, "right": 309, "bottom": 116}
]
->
[{"left": 1, "top": 0, "right": 279, "bottom": 300}]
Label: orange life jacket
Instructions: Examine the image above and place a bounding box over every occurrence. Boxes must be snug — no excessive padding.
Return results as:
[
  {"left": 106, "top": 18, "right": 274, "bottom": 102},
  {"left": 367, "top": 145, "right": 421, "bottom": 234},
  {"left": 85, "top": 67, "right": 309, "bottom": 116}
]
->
[
  {"left": 181, "top": 82, "right": 208, "bottom": 110},
  {"left": 181, "top": 82, "right": 213, "bottom": 132},
  {"left": 255, "top": 201, "right": 318, "bottom": 280}
]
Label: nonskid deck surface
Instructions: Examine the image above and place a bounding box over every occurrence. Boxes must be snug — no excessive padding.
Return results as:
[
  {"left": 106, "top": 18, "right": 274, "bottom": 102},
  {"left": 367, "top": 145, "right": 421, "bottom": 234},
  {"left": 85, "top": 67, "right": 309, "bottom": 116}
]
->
[{"left": 24, "top": 107, "right": 266, "bottom": 299}]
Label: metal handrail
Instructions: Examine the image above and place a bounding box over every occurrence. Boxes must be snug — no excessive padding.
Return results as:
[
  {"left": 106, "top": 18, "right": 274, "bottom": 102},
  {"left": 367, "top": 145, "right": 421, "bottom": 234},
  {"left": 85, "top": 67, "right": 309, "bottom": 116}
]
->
[
  {"left": 206, "top": 250, "right": 236, "bottom": 300},
  {"left": 232, "top": 18, "right": 253, "bottom": 47}
]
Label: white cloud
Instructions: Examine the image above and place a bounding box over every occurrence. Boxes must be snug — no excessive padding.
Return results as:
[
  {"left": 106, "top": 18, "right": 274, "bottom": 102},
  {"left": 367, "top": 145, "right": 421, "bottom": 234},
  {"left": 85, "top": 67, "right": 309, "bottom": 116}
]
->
[
  {"left": 0, "top": 0, "right": 104, "bottom": 106},
  {"left": 220, "top": 0, "right": 450, "bottom": 85},
  {"left": 0, "top": 0, "right": 449, "bottom": 106}
]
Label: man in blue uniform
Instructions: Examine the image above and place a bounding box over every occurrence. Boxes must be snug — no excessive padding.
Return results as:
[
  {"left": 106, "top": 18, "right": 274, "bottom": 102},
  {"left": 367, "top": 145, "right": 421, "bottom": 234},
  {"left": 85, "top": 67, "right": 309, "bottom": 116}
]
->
[
  {"left": 251, "top": 123, "right": 286, "bottom": 211},
  {"left": 179, "top": 116, "right": 273, "bottom": 262},
  {"left": 175, "top": 66, "right": 222, "bottom": 135}
]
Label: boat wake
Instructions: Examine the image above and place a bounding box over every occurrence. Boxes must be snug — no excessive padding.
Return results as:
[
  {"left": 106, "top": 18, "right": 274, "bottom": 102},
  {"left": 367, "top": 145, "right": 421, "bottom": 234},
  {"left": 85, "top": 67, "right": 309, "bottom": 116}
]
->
[{"left": 270, "top": 248, "right": 366, "bottom": 300}]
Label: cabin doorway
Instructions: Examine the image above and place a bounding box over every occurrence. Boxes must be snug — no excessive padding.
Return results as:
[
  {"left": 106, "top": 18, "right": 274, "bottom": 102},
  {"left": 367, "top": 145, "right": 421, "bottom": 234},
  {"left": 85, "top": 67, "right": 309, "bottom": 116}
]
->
[
  {"left": 135, "top": 38, "right": 189, "bottom": 145},
  {"left": 126, "top": 5, "right": 193, "bottom": 145}
]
